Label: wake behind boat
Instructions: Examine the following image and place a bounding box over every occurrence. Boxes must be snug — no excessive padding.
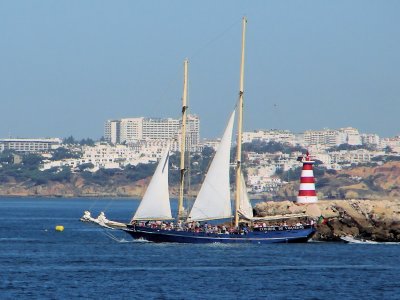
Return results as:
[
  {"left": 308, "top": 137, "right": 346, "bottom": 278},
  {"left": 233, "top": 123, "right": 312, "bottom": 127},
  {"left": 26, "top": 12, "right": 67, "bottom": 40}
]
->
[{"left": 340, "top": 236, "right": 379, "bottom": 244}]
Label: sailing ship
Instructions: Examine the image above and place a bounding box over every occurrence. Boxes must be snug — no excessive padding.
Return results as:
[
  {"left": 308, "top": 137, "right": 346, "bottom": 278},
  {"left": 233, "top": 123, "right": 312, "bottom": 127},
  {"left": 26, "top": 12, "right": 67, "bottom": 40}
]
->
[{"left": 119, "top": 17, "right": 316, "bottom": 243}]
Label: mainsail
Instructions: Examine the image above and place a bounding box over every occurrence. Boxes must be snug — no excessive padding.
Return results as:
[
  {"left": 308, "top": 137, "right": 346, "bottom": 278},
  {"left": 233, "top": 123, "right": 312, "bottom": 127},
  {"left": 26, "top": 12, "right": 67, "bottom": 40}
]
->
[
  {"left": 238, "top": 172, "right": 253, "bottom": 219},
  {"left": 132, "top": 148, "right": 172, "bottom": 221},
  {"left": 187, "top": 110, "right": 236, "bottom": 222}
]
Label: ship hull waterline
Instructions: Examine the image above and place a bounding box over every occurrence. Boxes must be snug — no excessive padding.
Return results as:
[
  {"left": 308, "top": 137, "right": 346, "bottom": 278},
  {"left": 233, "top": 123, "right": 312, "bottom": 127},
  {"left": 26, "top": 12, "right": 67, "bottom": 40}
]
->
[{"left": 123, "top": 225, "right": 316, "bottom": 244}]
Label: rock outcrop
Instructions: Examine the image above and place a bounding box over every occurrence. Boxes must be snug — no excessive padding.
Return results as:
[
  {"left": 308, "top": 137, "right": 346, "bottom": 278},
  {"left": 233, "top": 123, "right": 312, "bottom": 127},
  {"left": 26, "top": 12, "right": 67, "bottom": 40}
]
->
[{"left": 254, "top": 199, "right": 400, "bottom": 242}]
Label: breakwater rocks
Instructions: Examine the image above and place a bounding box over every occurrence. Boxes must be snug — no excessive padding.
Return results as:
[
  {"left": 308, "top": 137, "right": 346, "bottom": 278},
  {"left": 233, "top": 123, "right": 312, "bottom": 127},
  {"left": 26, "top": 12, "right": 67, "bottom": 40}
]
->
[{"left": 254, "top": 199, "right": 400, "bottom": 242}]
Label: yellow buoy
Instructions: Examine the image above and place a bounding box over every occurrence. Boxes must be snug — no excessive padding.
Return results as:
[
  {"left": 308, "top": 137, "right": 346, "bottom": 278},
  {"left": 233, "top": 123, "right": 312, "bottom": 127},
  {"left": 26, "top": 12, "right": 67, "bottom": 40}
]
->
[{"left": 55, "top": 225, "right": 64, "bottom": 232}]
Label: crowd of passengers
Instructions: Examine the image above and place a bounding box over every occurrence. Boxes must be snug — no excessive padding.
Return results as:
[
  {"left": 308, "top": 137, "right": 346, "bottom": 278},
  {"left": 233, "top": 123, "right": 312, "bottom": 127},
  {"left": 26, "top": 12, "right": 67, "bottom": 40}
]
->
[{"left": 130, "top": 219, "right": 314, "bottom": 234}]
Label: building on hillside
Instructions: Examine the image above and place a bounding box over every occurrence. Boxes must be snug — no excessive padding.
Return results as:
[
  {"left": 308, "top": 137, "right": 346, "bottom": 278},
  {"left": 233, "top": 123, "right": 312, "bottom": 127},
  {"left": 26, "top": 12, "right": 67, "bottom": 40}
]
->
[
  {"left": 181, "top": 114, "right": 201, "bottom": 152},
  {"left": 381, "top": 136, "right": 400, "bottom": 153},
  {"left": 246, "top": 172, "right": 283, "bottom": 194},
  {"left": 104, "top": 120, "right": 121, "bottom": 144},
  {"left": 104, "top": 114, "right": 200, "bottom": 151},
  {"left": 201, "top": 138, "right": 220, "bottom": 151},
  {"left": 339, "top": 127, "right": 362, "bottom": 145},
  {"left": 361, "top": 133, "right": 380, "bottom": 147},
  {"left": 41, "top": 142, "right": 165, "bottom": 171},
  {"left": 329, "top": 149, "right": 381, "bottom": 165},
  {"left": 303, "top": 127, "right": 363, "bottom": 147},
  {"left": 242, "top": 129, "right": 296, "bottom": 145},
  {"left": 313, "top": 153, "right": 332, "bottom": 167},
  {"left": 303, "top": 129, "right": 345, "bottom": 147},
  {"left": 0, "top": 138, "right": 62, "bottom": 153},
  {"left": 119, "top": 118, "right": 144, "bottom": 143},
  {"left": 129, "top": 140, "right": 170, "bottom": 158}
]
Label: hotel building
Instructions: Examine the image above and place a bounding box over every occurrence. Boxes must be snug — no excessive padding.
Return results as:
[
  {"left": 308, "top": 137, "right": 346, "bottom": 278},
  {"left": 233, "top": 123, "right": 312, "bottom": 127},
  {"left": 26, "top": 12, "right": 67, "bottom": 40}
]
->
[
  {"left": 104, "top": 115, "right": 200, "bottom": 152},
  {"left": 0, "top": 138, "right": 62, "bottom": 153}
]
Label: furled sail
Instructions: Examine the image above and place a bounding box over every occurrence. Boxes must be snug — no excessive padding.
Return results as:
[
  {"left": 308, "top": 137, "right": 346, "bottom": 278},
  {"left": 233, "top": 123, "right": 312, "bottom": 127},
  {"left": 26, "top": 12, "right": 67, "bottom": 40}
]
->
[
  {"left": 132, "top": 148, "right": 172, "bottom": 221},
  {"left": 187, "top": 110, "right": 236, "bottom": 221},
  {"left": 238, "top": 172, "right": 253, "bottom": 219}
]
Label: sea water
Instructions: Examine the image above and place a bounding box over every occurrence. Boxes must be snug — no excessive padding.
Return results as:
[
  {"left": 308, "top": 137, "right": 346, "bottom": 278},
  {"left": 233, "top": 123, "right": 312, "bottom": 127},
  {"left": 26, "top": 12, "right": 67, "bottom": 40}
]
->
[{"left": 0, "top": 197, "right": 399, "bottom": 299}]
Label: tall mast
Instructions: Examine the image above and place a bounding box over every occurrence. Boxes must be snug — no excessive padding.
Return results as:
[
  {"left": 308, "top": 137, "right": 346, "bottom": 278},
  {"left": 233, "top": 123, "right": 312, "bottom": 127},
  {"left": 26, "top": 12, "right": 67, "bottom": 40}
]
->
[
  {"left": 235, "top": 17, "right": 246, "bottom": 228},
  {"left": 177, "top": 59, "right": 188, "bottom": 221}
]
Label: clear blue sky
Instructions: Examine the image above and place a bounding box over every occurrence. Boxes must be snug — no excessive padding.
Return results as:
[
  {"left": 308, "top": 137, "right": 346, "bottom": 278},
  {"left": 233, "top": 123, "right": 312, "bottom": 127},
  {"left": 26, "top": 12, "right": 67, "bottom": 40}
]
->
[{"left": 1, "top": 1, "right": 399, "bottom": 139}]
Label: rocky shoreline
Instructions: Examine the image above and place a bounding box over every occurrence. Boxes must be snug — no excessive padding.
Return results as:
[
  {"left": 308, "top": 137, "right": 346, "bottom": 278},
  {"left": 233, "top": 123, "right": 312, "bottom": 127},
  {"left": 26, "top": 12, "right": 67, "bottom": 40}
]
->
[
  {"left": 254, "top": 199, "right": 400, "bottom": 242},
  {"left": 1, "top": 183, "right": 399, "bottom": 242}
]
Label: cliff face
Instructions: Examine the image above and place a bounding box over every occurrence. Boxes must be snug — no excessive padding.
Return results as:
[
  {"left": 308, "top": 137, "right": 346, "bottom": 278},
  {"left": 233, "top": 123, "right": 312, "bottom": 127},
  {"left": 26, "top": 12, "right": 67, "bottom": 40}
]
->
[
  {"left": 0, "top": 172, "right": 201, "bottom": 198},
  {"left": 275, "top": 161, "right": 400, "bottom": 200},
  {"left": 0, "top": 174, "right": 150, "bottom": 197},
  {"left": 254, "top": 199, "right": 400, "bottom": 242},
  {"left": 2, "top": 160, "right": 400, "bottom": 199}
]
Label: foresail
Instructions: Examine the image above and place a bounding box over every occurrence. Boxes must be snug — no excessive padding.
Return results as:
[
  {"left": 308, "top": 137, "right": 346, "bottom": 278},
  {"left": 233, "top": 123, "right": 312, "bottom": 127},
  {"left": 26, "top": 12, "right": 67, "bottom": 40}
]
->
[
  {"left": 238, "top": 172, "right": 253, "bottom": 219},
  {"left": 188, "top": 110, "right": 236, "bottom": 222},
  {"left": 132, "top": 148, "right": 172, "bottom": 221}
]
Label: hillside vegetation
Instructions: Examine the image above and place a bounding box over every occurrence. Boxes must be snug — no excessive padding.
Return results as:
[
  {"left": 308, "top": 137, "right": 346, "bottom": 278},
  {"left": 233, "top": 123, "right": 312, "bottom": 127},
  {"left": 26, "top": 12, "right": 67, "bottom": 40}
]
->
[
  {"left": 277, "top": 161, "right": 400, "bottom": 200},
  {"left": 1, "top": 149, "right": 400, "bottom": 199}
]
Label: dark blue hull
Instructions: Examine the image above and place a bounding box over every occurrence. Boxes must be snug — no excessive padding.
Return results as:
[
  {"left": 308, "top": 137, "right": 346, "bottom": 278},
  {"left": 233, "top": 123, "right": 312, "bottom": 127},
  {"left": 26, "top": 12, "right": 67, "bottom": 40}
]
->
[{"left": 123, "top": 225, "right": 316, "bottom": 244}]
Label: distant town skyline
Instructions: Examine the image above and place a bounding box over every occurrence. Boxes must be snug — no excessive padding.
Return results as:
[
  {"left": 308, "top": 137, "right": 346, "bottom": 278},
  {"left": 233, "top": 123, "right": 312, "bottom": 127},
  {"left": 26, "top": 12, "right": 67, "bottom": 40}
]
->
[{"left": 1, "top": 1, "right": 399, "bottom": 139}]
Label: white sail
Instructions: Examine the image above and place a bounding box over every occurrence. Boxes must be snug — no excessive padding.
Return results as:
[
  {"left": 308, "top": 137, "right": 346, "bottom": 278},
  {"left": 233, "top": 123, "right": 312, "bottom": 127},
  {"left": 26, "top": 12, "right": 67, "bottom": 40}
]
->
[
  {"left": 132, "top": 148, "right": 172, "bottom": 220},
  {"left": 188, "top": 110, "right": 236, "bottom": 222},
  {"left": 238, "top": 172, "right": 253, "bottom": 219}
]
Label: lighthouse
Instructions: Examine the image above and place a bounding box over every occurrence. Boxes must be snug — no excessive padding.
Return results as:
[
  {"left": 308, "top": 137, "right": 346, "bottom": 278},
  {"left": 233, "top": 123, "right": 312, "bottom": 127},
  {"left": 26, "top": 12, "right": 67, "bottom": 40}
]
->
[{"left": 296, "top": 151, "right": 318, "bottom": 204}]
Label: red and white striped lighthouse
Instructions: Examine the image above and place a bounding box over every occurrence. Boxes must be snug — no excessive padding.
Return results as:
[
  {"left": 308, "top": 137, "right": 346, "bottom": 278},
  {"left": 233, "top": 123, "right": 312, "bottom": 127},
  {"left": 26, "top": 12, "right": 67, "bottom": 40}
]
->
[{"left": 296, "top": 151, "right": 318, "bottom": 204}]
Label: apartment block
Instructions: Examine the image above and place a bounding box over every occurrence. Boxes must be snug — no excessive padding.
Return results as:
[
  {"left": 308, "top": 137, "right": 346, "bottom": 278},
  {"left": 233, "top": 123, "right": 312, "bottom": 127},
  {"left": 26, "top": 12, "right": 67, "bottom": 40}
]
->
[
  {"left": 104, "top": 115, "right": 200, "bottom": 152},
  {"left": 0, "top": 138, "right": 62, "bottom": 153},
  {"left": 339, "top": 127, "right": 362, "bottom": 145},
  {"left": 243, "top": 129, "right": 296, "bottom": 145},
  {"left": 303, "top": 129, "right": 345, "bottom": 147},
  {"left": 361, "top": 133, "right": 380, "bottom": 146},
  {"left": 104, "top": 120, "right": 121, "bottom": 144}
]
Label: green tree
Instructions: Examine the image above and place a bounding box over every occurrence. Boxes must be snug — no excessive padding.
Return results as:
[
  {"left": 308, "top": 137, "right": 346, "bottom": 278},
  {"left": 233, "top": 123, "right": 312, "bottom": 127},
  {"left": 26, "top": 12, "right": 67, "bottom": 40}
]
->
[
  {"left": 79, "top": 138, "right": 95, "bottom": 146},
  {"left": 63, "top": 136, "right": 77, "bottom": 145},
  {"left": 0, "top": 150, "right": 14, "bottom": 164},
  {"left": 242, "top": 140, "right": 306, "bottom": 154},
  {"left": 77, "top": 163, "right": 94, "bottom": 171},
  {"left": 384, "top": 146, "right": 393, "bottom": 154},
  {"left": 22, "top": 154, "right": 43, "bottom": 169},
  {"left": 124, "top": 163, "right": 157, "bottom": 182},
  {"left": 51, "top": 147, "right": 80, "bottom": 161}
]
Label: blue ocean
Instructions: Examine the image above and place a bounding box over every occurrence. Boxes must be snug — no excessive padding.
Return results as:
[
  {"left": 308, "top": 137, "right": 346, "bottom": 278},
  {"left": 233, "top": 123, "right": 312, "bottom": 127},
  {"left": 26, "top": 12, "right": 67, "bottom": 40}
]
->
[{"left": 0, "top": 197, "right": 399, "bottom": 299}]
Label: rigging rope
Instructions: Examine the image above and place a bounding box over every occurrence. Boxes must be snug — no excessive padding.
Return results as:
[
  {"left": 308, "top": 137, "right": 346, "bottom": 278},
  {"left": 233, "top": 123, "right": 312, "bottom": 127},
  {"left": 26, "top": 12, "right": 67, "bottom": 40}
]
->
[
  {"left": 157, "top": 17, "right": 243, "bottom": 110},
  {"left": 190, "top": 18, "right": 242, "bottom": 60},
  {"left": 101, "top": 229, "right": 137, "bottom": 243}
]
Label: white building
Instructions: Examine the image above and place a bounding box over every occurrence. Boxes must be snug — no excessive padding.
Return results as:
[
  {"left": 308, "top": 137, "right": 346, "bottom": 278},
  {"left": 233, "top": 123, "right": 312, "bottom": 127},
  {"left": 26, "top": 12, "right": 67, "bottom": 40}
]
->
[
  {"left": 329, "top": 149, "right": 381, "bottom": 165},
  {"left": 303, "top": 129, "right": 344, "bottom": 147},
  {"left": 339, "top": 127, "right": 362, "bottom": 145},
  {"left": 381, "top": 136, "right": 400, "bottom": 153},
  {"left": 243, "top": 129, "right": 296, "bottom": 145},
  {"left": 0, "top": 138, "right": 62, "bottom": 153},
  {"left": 104, "top": 120, "right": 121, "bottom": 144},
  {"left": 105, "top": 115, "right": 200, "bottom": 151},
  {"left": 361, "top": 134, "right": 380, "bottom": 147},
  {"left": 313, "top": 153, "right": 332, "bottom": 166},
  {"left": 120, "top": 118, "right": 144, "bottom": 143},
  {"left": 181, "top": 114, "right": 201, "bottom": 152},
  {"left": 41, "top": 142, "right": 166, "bottom": 171},
  {"left": 201, "top": 138, "right": 221, "bottom": 151}
]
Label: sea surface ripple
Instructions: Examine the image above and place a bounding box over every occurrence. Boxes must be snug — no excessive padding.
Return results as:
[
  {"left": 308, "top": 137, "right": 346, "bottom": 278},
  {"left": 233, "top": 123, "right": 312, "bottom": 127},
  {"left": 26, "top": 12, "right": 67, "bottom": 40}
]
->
[{"left": 0, "top": 198, "right": 399, "bottom": 299}]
